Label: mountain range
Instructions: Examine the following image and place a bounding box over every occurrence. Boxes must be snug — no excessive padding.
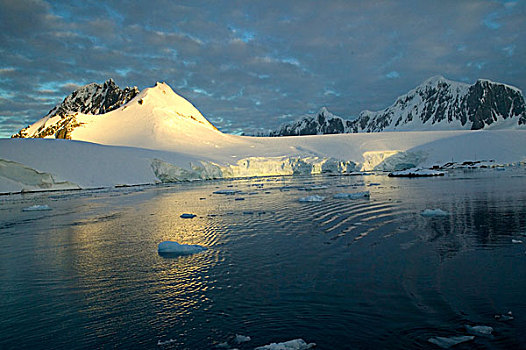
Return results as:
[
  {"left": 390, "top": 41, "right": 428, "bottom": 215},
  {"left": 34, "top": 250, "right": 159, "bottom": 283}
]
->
[
  {"left": 269, "top": 76, "right": 526, "bottom": 136},
  {"left": 11, "top": 76, "right": 526, "bottom": 141}
]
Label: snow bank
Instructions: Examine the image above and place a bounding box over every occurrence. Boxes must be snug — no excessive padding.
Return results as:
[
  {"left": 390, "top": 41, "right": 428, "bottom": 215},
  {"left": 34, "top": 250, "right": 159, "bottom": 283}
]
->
[
  {"left": 421, "top": 209, "right": 449, "bottom": 217},
  {"left": 22, "top": 204, "right": 52, "bottom": 211},
  {"left": 427, "top": 335, "right": 474, "bottom": 349},
  {"left": 157, "top": 241, "right": 207, "bottom": 256},
  {"left": 333, "top": 191, "right": 370, "bottom": 199},
  {"left": 388, "top": 167, "right": 445, "bottom": 177},
  {"left": 298, "top": 195, "right": 325, "bottom": 202},
  {"left": 2, "top": 128, "right": 526, "bottom": 194},
  {"left": 255, "top": 339, "right": 316, "bottom": 350}
]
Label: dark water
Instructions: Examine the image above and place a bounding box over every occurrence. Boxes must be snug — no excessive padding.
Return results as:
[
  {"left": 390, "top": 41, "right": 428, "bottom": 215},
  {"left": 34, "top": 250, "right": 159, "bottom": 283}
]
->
[{"left": 1, "top": 169, "right": 526, "bottom": 349}]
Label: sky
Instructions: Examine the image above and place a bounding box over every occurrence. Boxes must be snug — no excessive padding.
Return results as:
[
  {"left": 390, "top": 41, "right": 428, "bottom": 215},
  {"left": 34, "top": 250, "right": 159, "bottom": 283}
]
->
[{"left": 0, "top": 0, "right": 525, "bottom": 137}]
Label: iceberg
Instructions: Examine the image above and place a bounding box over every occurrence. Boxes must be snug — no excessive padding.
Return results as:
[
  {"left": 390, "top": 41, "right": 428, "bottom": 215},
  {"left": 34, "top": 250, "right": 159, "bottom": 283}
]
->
[
  {"left": 298, "top": 195, "right": 325, "bottom": 202},
  {"left": 22, "top": 204, "right": 52, "bottom": 211},
  {"left": 511, "top": 239, "right": 523, "bottom": 244},
  {"left": 157, "top": 241, "right": 207, "bottom": 256},
  {"left": 255, "top": 338, "right": 316, "bottom": 350},
  {"left": 420, "top": 209, "right": 449, "bottom": 217},
  {"left": 333, "top": 191, "right": 370, "bottom": 199},
  {"left": 427, "top": 335, "right": 474, "bottom": 349},
  {"left": 389, "top": 167, "right": 445, "bottom": 177}
]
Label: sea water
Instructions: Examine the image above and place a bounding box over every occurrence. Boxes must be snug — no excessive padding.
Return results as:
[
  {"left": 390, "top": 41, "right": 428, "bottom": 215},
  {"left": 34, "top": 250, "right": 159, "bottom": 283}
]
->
[{"left": 0, "top": 168, "right": 525, "bottom": 349}]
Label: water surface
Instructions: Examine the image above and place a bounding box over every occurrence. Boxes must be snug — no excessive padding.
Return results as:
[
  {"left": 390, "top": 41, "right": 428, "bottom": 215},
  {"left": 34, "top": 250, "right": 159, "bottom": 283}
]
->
[{"left": 1, "top": 169, "right": 525, "bottom": 349}]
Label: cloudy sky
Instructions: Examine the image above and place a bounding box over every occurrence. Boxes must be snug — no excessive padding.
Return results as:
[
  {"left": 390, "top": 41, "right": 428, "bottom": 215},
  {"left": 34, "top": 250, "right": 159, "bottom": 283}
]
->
[{"left": 0, "top": 0, "right": 525, "bottom": 137}]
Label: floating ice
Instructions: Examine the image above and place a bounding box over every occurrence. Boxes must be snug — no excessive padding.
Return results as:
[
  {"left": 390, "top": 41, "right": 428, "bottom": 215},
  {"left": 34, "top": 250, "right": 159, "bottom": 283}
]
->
[
  {"left": 298, "top": 195, "right": 325, "bottom": 202},
  {"left": 465, "top": 325, "right": 493, "bottom": 336},
  {"left": 213, "top": 189, "right": 238, "bottom": 195},
  {"left": 495, "top": 311, "right": 514, "bottom": 321},
  {"left": 420, "top": 209, "right": 449, "bottom": 217},
  {"left": 511, "top": 239, "right": 523, "bottom": 244},
  {"left": 158, "top": 241, "right": 207, "bottom": 256},
  {"left": 389, "top": 167, "right": 445, "bottom": 177},
  {"left": 180, "top": 213, "right": 196, "bottom": 219},
  {"left": 333, "top": 191, "right": 370, "bottom": 199},
  {"left": 255, "top": 338, "right": 316, "bottom": 350},
  {"left": 234, "top": 334, "right": 251, "bottom": 344},
  {"left": 22, "top": 204, "right": 52, "bottom": 211},
  {"left": 216, "top": 341, "right": 230, "bottom": 348},
  {"left": 157, "top": 338, "right": 176, "bottom": 346},
  {"left": 427, "top": 335, "right": 474, "bottom": 349}
]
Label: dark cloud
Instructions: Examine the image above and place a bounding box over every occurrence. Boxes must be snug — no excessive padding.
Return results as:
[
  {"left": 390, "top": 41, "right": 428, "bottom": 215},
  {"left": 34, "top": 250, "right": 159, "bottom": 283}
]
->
[{"left": 0, "top": 0, "right": 525, "bottom": 137}]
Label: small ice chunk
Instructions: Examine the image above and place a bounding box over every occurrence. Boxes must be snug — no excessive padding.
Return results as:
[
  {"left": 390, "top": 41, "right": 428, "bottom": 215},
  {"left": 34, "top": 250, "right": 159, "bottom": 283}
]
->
[
  {"left": 157, "top": 338, "right": 176, "bottom": 346},
  {"left": 465, "top": 324, "right": 493, "bottom": 336},
  {"left": 158, "top": 241, "right": 207, "bottom": 256},
  {"left": 333, "top": 191, "right": 370, "bottom": 199},
  {"left": 255, "top": 338, "right": 316, "bottom": 350},
  {"left": 234, "top": 334, "right": 251, "bottom": 344},
  {"left": 213, "top": 190, "right": 238, "bottom": 195},
  {"left": 427, "top": 335, "right": 474, "bottom": 349},
  {"left": 180, "top": 213, "right": 196, "bottom": 219},
  {"left": 420, "top": 209, "right": 449, "bottom": 217},
  {"left": 495, "top": 311, "right": 514, "bottom": 321},
  {"left": 298, "top": 195, "right": 325, "bottom": 202},
  {"left": 512, "top": 239, "right": 523, "bottom": 244},
  {"left": 22, "top": 204, "right": 52, "bottom": 212},
  {"left": 216, "top": 341, "right": 230, "bottom": 348}
]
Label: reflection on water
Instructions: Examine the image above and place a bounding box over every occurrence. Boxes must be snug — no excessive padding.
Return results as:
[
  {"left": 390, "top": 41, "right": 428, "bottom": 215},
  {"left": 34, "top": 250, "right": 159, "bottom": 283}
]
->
[{"left": 0, "top": 169, "right": 525, "bottom": 349}]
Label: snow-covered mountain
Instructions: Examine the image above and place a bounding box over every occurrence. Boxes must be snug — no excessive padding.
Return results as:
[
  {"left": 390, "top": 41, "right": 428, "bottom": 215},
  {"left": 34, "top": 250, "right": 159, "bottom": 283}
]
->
[
  {"left": 12, "top": 79, "right": 139, "bottom": 139},
  {"left": 269, "top": 76, "right": 526, "bottom": 136},
  {"left": 9, "top": 80, "right": 243, "bottom": 152}
]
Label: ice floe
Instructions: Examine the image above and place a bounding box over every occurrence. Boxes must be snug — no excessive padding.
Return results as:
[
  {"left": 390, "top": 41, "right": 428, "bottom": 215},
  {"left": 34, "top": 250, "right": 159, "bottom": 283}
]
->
[
  {"left": 157, "top": 241, "right": 207, "bottom": 256},
  {"left": 389, "top": 167, "right": 445, "bottom": 177},
  {"left": 427, "top": 335, "right": 474, "bottom": 349},
  {"left": 420, "top": 209, "right": 449, "bottom": 217},
  {"left": 465, "top": 324, "right": 493, "bottom": 336},
  {"left": 511, "top": 239, "right": 523, "bottom": 244},
  {"left": 298, "top": 195, "right": 325, "bottom": 202},
  {"left": 234, "top": 334, "right": 251, "bottom": 344},
  {"left": 255, "top": 338, "right": 316, "bottom": 350},
  {"left": 157, "top": 338, "right": 176, "bottom": 346},
  {"left": 494, "top": 311, "right": 514, "bottom": 321},
  {"left": 22, "top": 204, "right": 52, "bottom": 211},
  {"left": 180, "top": 213, "right": 196, "bottom": 219},
  {"left": 333, "top": 191, "right": 370, "bottom": 199}
]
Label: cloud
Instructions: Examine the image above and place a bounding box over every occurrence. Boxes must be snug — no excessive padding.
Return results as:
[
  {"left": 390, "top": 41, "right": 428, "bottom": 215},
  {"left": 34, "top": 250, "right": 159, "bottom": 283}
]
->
[{"left": 0, "top": 0, "right": 525, "bottom": 137}]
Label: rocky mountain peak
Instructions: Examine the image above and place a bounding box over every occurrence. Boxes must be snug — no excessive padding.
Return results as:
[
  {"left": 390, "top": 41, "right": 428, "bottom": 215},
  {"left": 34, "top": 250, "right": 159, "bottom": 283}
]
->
[{"left": 12, "top": 79, "right": 139, "bottom": 138}]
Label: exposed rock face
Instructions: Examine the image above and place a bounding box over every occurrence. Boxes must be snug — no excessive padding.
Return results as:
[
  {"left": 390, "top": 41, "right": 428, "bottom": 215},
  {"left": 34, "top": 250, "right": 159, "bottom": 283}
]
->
[
  {"left": 269, "top": 107, "right": 353, "bottom": 136},
  {"left": 12, "top": 79, "right": 139, "bottom": 139},
  {"left": 269, "top": 76, "right": 526, "bottom": 136}
]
